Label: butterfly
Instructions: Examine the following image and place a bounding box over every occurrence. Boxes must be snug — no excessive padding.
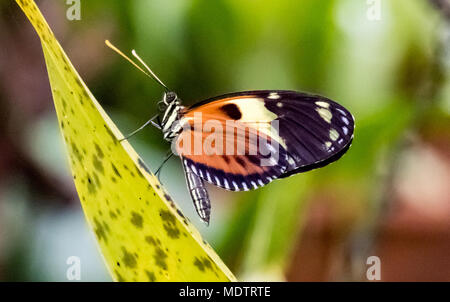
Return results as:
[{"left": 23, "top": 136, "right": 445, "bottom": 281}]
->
[{"left": 106, "top": 41, "right": 355, "bottom": 225}]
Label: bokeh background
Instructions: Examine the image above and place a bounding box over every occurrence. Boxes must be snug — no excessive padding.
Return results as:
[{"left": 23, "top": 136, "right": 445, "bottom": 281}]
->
[{"left": 0, "top": 0, "right": 449, "bottom": 281}]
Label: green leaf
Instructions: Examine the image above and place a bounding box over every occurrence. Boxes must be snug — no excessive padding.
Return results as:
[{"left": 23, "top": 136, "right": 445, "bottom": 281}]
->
[{"left": 16, "top": 0, "right": 235, "bottom": 282}]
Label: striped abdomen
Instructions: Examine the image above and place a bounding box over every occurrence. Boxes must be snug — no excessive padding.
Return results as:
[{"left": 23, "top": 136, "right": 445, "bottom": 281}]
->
[{"left": 182, "top": 158, "right": 211, "bottom": 224}]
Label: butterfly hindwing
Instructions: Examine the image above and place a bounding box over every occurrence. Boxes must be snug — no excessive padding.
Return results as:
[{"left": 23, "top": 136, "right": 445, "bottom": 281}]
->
[
  {"left": 177, "top": 118, "right": 289, "bottom": 191},
  {"left": 175, "top": 90, "right": 354, "bottom": 191}
]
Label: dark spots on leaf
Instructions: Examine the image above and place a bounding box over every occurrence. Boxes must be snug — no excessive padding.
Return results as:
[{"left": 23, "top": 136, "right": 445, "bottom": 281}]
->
[
  {"left": 111, "top": 163, "right": 121, "bottom": 178},
  {"left": 109, "top": 210, "right": 117, "bottom": 219},
  {"left": 160, "top": 210, "right": 180, "bottom": 239},
  {"left": 93, "top": 218, "right": 108, "bottom": 243},
  {"left": 194, "top": 257, "right": 205, "bottom": 272},
  {"left": 92, "top": 155, "right": 104, "bottom": 174},
  {"left": 94, "top": 143, "right": 104, "bottom": 159},
  {"left": 114, "top": 270, "right": 125, "bottom": 282},
  {"left": 145, "top": 235, "right": 162, "bottom": 247},
  {"left": 130, "top": 212, "right": 143, "bottom": 229},
  {"left": 93, "top": 172, "right": 101, "bottom": 189},
  {"left": 86, "top": 173, "right": 96, "bottom": 195},
  {"left": 220, "top": 103, "right": 242, "bottom": 120},
  {"left": 176, "top": 209, "right": 188, "bottom": 225},
  {"left": 193, "top": 256, "right": 214, "bottom": 273},
  {"left": 121, "top": 247, "right": 137, "bottom": 268},
  {"left": 154, "top": 246, "right": 168, "bottom": 271},
  {"left": 145, "top": 236, "right": 156, "bottom": 246},
  {"left": 71, "top": 142, "right": 83, "bottom": 162},
  {"left": 77, "top": 93, "right": 84, "bottom": 105},
  {"left": 164, "top": 194, "right": 172, "bottom": 202},
  {"left": 138, "top": 158, "right": 151, "bottom": 174},
  {"left": 144, "top": 236, "right": 168, "bottom": 270},
  {"left": 176, "top": 209, "right": 185, "bottom": 219},
  {"left": 104, "top": 124, "right": 117, "bottom": 144},
  {"left": 117, "top": 262, "right": 120, "bottom": 267},
  {"left": 111, "top": 176, "right": 117, "bottom": 183},
  {"left": 145, "top": 270, "right": 156, "bottom": 282}
]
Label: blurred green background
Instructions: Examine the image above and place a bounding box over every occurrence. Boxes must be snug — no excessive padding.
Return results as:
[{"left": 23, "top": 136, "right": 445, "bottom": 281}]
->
[{"left": 0, "top": 0, "right": 449, "bottom": 281}]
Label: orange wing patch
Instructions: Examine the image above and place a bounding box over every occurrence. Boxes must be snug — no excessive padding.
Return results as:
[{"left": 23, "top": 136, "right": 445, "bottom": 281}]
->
[{"left": 173, "top": 98, "right": 289, "bottom": 191}]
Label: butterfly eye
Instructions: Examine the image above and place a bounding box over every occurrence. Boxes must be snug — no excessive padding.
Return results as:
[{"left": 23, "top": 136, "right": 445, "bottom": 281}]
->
[{"left": 164, "top": 91, "right": 177, "bottom": 104}]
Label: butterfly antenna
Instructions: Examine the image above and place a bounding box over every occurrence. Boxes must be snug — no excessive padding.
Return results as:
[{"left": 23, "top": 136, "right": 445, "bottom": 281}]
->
[
  {"left": 131, "top": 49, "right": 169, "bottom": 92},
  {"left": 105, "top": 40, "right": 158, "bottom": 83}
]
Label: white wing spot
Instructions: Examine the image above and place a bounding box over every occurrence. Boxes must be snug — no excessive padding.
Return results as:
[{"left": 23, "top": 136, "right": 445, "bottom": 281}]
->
[
  {"left": 342, "top": 116, "right": 349, "bottom": 125},
  {"left": 224, "top": 179, "right": 230, "bottom": 189},
  {"left": 251, "top": 181, "right": 258, "bottom": 189},
  {"left": 342, "top": 126, "right": 348, "bottom": 135},
  {"left": 258, "top": 179, "right": 264, "bottom": 186},
  {"left": 329, "top": 129, "right": 339, "bottom": 141},
  {"left": 338, "top": 138, "right": 344, "bottom": 144},
  {"left": 276, "top": 102, "right": 283, "bottom": 108},
  {"left": 325, "top": 141, "right": 332, "bottom": 149},
  {"left": 232, "top": 181, "right": 239, "bottom": 190},
  {"left": 288, "top": 157, "right": 296, "bottom": 166},
  {"left": 242, "top": 182, "right": 249, "bottom": 191},
  {"left": 315, "top": 101, "right": 330, "bottom": 108},
  {"left": 316, "top": 107, "right": 332, "bottom": 123},
  {"left": 214, "top": 176, "right": 221, "bottom": 186},
  {"left": 191, "top": 165, "right": 197, "bottom": 174},
  {"left": 268, "top": 92, "right": 280, "bottom": 99},
  {"left": 337, "top": 108, "right": 346, "bottom": 115}
]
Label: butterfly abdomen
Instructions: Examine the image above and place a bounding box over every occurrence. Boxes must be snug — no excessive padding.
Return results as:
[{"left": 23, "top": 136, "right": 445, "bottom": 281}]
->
[{"left": 182, "top": 159, "right": 211, "bottom": 224}]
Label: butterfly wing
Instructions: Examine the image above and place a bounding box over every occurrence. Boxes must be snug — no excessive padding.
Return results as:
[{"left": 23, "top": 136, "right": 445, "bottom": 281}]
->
[
  {"left": 177, "top": 113, "right": 289, "bottom": 191},
  {"left": 175, "top": 90, "right": 354, "bottom": 191}
]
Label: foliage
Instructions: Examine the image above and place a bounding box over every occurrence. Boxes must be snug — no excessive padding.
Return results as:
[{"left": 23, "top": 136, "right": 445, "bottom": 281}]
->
[{"left": 16, "top": 0, "right": 235, "bottom": 282}]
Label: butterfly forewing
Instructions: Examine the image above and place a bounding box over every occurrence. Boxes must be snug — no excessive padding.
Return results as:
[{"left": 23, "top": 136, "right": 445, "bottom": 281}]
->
[{"left": 261, "top": 91, "right": 354, "bottom": 176}]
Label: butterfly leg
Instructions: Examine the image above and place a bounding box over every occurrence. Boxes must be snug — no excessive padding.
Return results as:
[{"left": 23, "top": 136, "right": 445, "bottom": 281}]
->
[
  {"left": 182, "top": 159, "right": 211, "bottom": 225},
  {"left": 120, "top": 114, "right": 161, "bottom": 141},
  {"left": 155, "top": 151, "right": 174, "bottom": 182}
]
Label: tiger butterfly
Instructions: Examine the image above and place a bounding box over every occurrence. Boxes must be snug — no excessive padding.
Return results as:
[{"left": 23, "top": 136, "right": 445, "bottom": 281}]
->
[{"left": 106, "top": 41, "right": 355, "bottom": 225}]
